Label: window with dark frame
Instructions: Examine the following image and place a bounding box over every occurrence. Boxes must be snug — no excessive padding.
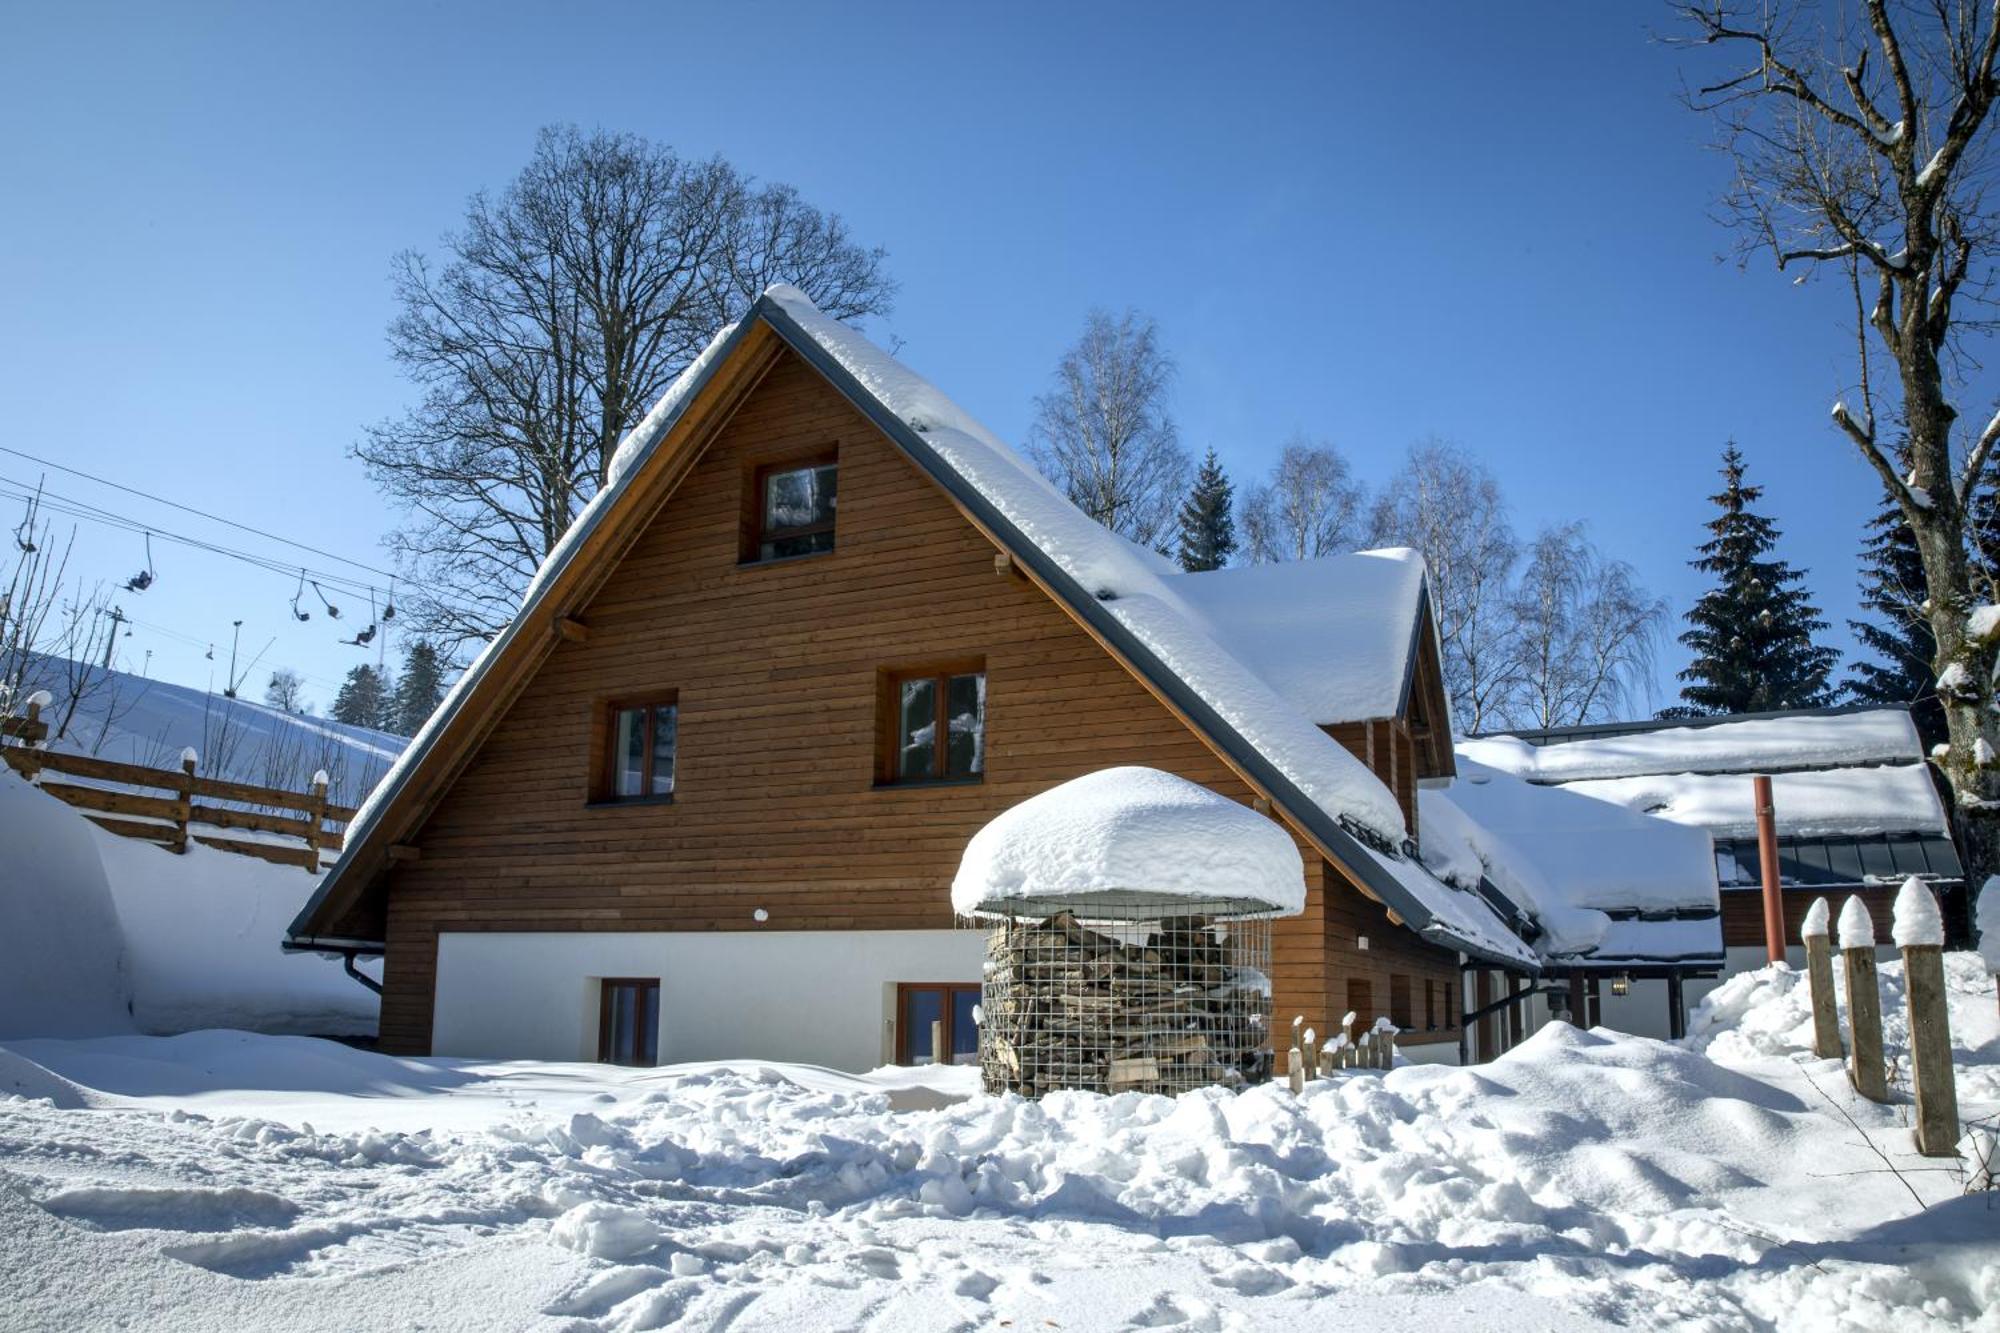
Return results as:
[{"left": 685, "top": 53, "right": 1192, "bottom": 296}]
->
[
  {"left": 885, "top": 668, "right": 986, "bottom": 783},
  {"left": 598, "top": 978, "right": 660, "bottom": 1066},
  {"left": 603, "top": 696, "right": 677, "bottom": 801},
  {"left": 896, "top": 983, "right": 979, "bottom": 1065},
  {"left": 754, "top": 458, "right": 837, "bottom": 561}
]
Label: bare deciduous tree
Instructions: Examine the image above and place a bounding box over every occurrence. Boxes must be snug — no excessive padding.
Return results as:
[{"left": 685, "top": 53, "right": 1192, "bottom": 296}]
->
[
  {"left": 1029, "top": 309, "right": 1191, "bottom": 548},
  {"left": 1677, "top": 2, "right": 2000, "bottom": 883},
  {"left": 0, "top": 494, "right": 121, "bottom": 741},
  {"left": 1502, "top": 524, "right": 1667, "bottom": 729},
  {"left": 264, "top": 668, "right": 308, "bottom": 714},
  {"left": 357, "top": 125, "right": 895, "bottom": 655},
  {"left": 1369, "top": 439, "right": 1520, "bottom": 733},
  {"left": 1241, "top": 437, "right": 1366, "bottom": 563}
]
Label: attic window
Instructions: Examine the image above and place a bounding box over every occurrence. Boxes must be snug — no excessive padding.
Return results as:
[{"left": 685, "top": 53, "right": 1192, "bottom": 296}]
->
[
  {"left": 596, "top": 693, "right": 677, "bottom": 803},
  {"left": 753, "top": 456, "right": 837, "bottom": 561},
  {"left": 879, "top": 663, "right": 986, "bottom": 784}
]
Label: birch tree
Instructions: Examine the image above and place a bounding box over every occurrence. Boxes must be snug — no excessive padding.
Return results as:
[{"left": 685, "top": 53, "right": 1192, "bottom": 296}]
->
[
  {"left": 1369, "top": 439, "right": 1520, "bottom": 732},
  {"left": 1029, "top": 309, "right": 1191, "bottom": 548},
  {"left": 1677, "top": 2, "right": 2000, "bottom": 882},
  {"left": 1241, "top": 437, "right": 1365, "bottom": 562},
  {"left": 1505, "top": 524, "right": 1666, "bottom": 729}
]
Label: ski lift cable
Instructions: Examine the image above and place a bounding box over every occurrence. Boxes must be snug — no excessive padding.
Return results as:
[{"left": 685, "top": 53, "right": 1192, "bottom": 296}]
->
[
  {"left": 0, "top": 475, "right": 482, "bottom": 618},
  {"left": 0, "top": 443, "right": 401, "bottom": 581}
]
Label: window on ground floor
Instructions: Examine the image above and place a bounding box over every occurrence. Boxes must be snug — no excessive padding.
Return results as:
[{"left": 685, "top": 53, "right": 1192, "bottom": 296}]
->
[
  {"left": 598, "top": 978, "right": 660, "bottom": 1066},
  {"left": 1389, "top": 974, "right": 1413, "bottom": 1030},
  {"left": 1345, "top": 978, "right": 1372, "bottom": 1026},
  {"left": 897, "top": 982, "right": 979, "bottom": 1065}
]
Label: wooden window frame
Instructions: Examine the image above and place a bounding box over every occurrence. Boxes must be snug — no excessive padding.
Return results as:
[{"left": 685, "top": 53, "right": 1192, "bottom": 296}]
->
[
  {"left": 597, "top": 977, "right": 661, "bottom": 1066},
  {"left": 895, "top": 981, "right": 980, "bottom": 1066},
  {"left": 877, "top": 660, "right": 987, "bottom": 787},
  {"left": 743, "top": 447, "right": 838, "bottom": 565},
  {"left": 590, "top": 690, "right": 679, "bottom": 805}
]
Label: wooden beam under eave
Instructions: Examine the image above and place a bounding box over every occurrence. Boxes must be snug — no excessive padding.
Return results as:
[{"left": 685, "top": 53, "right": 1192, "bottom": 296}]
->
[{"left": 555, "top": 615, "right": 590, "bottom": 643}]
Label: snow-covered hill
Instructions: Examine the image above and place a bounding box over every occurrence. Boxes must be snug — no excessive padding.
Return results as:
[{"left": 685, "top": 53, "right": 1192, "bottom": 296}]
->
[{"left": 15, "top": 656, "right": 404, "bottom": 809}]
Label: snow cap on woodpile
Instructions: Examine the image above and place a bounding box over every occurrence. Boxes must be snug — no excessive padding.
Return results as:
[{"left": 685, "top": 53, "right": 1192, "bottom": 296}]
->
[
  {"left": 1891, "top": 876, "right": 1944, "bottom": 948},
  {"left": 952, "top": 767, "right": 1306, "bottom": 919}
]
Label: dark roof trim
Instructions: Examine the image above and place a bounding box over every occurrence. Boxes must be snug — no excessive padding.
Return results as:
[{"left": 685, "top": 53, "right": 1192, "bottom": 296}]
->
[
  {"left": 284, "top": 314, "right": 770, "bottom": 952},
  {"left": 755, "top": 299, "right": 1534, "bottom": 970}
]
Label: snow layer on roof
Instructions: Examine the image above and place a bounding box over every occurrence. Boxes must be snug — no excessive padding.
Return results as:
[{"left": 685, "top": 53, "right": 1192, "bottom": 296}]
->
[
  {"left": 1169, "top": 550, "right": 1428, "bottom": 725},
  {"left": 1557, "top": 763, "right": 1949, "bottom": 839},
  {"left": 1421, "top": 758, "right": 1720, "bottom": 963},
  {"left": 1462, "top": 709, "right": 1923, "bottom": 783},
  {"left": 1349, "top": 837, "right": 1540, "bottom": 967},
  {"left": 951, "top": 767, "right": 1306, "bottom": 918}
]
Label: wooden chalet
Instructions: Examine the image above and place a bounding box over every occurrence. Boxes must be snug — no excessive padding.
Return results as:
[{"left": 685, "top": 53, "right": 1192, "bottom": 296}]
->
[{"left": 287, "top": 286, "right": 1539, "bottom": 1071}]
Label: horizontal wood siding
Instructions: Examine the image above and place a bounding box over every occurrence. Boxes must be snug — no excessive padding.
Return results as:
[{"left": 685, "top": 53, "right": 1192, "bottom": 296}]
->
[
  {"left": 381, "top": 351, "right": 1457, "bottom": 1053},
  {"left": 1720, "top": 885, "right": 1896, "bottom": 948}
]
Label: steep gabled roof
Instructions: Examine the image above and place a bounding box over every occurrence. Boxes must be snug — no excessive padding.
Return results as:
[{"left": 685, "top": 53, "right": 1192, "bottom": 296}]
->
[{"left": 288, "top": 287, "right": 1534, "bottom": 968}]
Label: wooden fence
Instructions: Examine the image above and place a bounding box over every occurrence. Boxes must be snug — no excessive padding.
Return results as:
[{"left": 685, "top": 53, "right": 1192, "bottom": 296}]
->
[{"left": 1, "top": 699, "right": 355, "bottom": 872}]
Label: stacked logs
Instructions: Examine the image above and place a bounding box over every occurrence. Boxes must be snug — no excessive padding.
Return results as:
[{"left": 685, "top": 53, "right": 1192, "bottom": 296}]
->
[{"left": 978, "top": 912, "right": 1273, "bottom": 1096}]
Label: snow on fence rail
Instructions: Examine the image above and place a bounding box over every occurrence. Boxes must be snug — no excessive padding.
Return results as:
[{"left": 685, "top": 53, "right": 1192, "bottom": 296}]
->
[{"left": 0, "top": 734, "right": 354, "bottom": 872}]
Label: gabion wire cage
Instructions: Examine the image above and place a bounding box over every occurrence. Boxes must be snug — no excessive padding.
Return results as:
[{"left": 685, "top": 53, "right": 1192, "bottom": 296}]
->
[{"left": 972, "top": 895, "right": 1276, "bottom": 1097}]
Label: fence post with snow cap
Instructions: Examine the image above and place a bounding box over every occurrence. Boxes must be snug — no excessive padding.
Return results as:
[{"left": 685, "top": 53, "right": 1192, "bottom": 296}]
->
[
  {"left": 1301, "top": 1025, "right": 1318, "bottom": 1081},
  {"left": 1979, "top": 876, "right": 2000, "bottom": 1021},
  {"left": 303, "top": 768, "right": 331, "bottom": 871},
  {"left": 171, "top": 748, "right": 197, "bottom": 854},
  {"left": 1838, "top": 897, "right": 1889, "bottom": 1103},
  {"left": 1800, "top": 897, "right": 1844, "bottom": 1060},
  {"left": 1892, "top": 878, "right": 1961, "bottom": 1156}
]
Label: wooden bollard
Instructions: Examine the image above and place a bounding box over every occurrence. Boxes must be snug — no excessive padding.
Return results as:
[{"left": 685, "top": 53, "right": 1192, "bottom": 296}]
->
[
  {"left": 1317, "top": 1039, "right": 1336, "bottom": 1078},
  {"left": 303, "top": 767, "right": 331, "bottom": 872},
  {"left": 1301, "top": 1026, "right": 1318, "bottom": 1081},
  {"left": 1287, "top": 1042, "right": 1305, "bottom": 1094},
  {"left": 1357, "top": 1032, "right": 1372, "bottom": 1070},
  {"left": 172, "top": 748, "right": 197, "bottom": 855},
  {"left": 1838, "top": 897, "right": 1889, "bottom": 1103},
  {"left": 1339, "top": 1010, "right": 1358, "bottom": 1069},
  {"left": 1892, "top": 878, "right": 1961, "bottom": 1157},
  {"left": 1800, "top": 897, "right": 1844, "bottom": 1060}
]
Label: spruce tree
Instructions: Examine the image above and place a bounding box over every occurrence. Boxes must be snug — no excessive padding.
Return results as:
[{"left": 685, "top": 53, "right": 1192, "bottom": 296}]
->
[
  {"left": 1175, "top": 448, "right": 1237, "bottom": 572},
  {"left": 391, "top": 640, "right": 446, "bottom": 736},
  {"left": 331, "top": 664, "right": 391, "bottom": 730},
  {"left": 1842, "top": 498, "right": 1946, "bottom": 748},
  {"left": 1673, "top": 445, "right": 1840, "bottom": 715}
]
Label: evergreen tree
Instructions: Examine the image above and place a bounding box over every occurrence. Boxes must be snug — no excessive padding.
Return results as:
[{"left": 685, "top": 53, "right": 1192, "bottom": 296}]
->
[
  {"left": 1842, "top": 498, "right": 1946, "bottom": 748},
  {"left": 390, "top": 640, "right": 447, "bottom": 736},
  {"left": 1673, "top": 445, "right": 1840, "bottom": 715},
  {"left": 1175, "top": 448, "right": 1237, "bottom": 572},
  {"left": 331, "top": 664, "right": 392, "bottom": 730}
]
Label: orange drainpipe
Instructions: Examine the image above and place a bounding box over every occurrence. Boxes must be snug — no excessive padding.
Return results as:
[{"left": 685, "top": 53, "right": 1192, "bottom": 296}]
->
[{"left": 1754, "top": 774, "right": 1784, "bottom": 964}]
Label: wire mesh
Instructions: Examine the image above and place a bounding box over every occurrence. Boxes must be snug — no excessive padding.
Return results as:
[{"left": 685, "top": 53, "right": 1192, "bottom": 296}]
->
[{"left": 975, "top": 898, "right": 1275, "bottom": 1097}]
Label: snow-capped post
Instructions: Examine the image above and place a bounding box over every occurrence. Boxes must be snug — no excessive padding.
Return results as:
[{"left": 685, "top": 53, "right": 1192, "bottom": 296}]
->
[
  {"left": 170, "top": 747, "right": 197, "bottom": 855},
  {"left": 1837, "top": 897, "right": 1888, "bottom": 1103},
  {"left": 1753, "top": 775, "right": 1785, "bottom": 965},
  {"left": 303, "top": 768, "right": 331, "bottom": 872},
  {"left": 1301, "top": 1025, "right": 1318, "bottom": 1082},
  {"left": 1287, "top": 1033, "right": 1305, "bottom": 1095},
  {"left": 1316, "top": 1035, "right": 1337, "bottom": 1078},
  {"left": 1339, "top": 1009, "right": 1358, "bottom": 1069},
  {"left": 1892, "top": 878, "right": 1960, "bottom": 1157},
  {"left": 1980, "top": 876, "right": 2000, "bottom": 1021},
  {"left": 1799, "top": 898, "right": 1843, "bottom": 1060},
  {"left": 5, "top": 688, "right": 53, "bottom": 776}
]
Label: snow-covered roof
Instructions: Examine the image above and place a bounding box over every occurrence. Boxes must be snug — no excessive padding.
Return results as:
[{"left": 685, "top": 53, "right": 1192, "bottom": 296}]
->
[
  {"left": 1421, "top": 758, "right": 1722, "bottom": 967},
  {"left": 1169, "top": 550, "right": 1428, "bottom": 726},
  {"left": 297, "top": 286, "right": 1533, "bottom": 968},
  {"left": 1462, "top": 708, "right": 1924, "bottom": 784},
  {"left": 951, "top": 767, "right": 1307, "bottom": 918},
  {"left": 1558, "top": 763, "right": 1951, "bottom": 840}
]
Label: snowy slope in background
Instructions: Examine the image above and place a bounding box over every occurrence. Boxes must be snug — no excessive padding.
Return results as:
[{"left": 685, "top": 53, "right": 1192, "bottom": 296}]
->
[
  {"left": 0, "top": 962, "right": 1994, "bottom": 1330},
  {"left": 16, "top": 655, "right": 404, "bottom": 809},
  {"left": 0, "top": 771, "right": 376, "bottom": 1038}
]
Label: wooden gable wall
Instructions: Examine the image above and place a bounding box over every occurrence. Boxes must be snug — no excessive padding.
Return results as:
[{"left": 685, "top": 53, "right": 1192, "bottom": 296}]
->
[{"left": 373, "top": 349, "right": 1461, "bottom": 1053}]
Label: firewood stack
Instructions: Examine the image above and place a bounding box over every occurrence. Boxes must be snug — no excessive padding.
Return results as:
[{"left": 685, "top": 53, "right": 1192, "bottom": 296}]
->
[{"left": 978, "top": 910, "right": 1274, "bottom": 1097}]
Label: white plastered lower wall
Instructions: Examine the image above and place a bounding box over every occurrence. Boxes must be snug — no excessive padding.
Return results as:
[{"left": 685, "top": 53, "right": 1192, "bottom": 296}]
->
[{"left": 432, "top": 929, "right": 985, "bottom": 1070}]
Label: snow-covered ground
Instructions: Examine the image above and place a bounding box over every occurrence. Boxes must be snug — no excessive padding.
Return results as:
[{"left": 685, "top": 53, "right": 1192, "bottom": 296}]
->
[{"left": 3, "top": 958, "right": 1996, "bottom": 1331}]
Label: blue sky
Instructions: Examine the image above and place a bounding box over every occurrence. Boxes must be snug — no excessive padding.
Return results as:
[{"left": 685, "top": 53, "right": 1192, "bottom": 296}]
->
[{"left": 0, "top": 3, "right": 1912, "bottom": 715}]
